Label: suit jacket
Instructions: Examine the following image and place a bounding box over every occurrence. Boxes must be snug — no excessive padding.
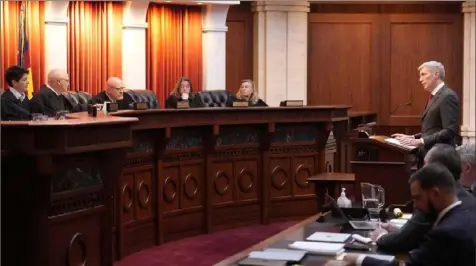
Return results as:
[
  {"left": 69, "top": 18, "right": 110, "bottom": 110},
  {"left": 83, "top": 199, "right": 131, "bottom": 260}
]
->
[
  {"left": 0, "top": 89, "right": 31, "bottom": 121},
  {"left": 376, "top": 183, "right": 476, "bottom": 253},
  {"left": 165, "top": 95, "right": 199, "bottom": 109},
  {"left": 88, "top": 91, "right": 131, "bottom": 110},
  {"left": 414, "top": 85, "right": 460, "bottom": 158},
  {"left": 30, "top": 85, "right": 67, "bottom": 117},
  {"left": 364, "top": 203, "right": 476, "bottom": 266}
]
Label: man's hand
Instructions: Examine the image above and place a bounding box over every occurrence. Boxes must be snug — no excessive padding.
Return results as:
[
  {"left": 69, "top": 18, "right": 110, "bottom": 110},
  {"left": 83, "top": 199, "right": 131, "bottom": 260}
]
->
[
  {"left": 398, "top": 137, "right": 423, "bottom": 147},
  {"left": 381, "top": 222, "right": 399, "bottom": 233},
  {"left": 391, "top": 133, "right": 410, "bottom": 138},
  {"left": 343, "top": 253, "right": 360, "bottom": 265},
  {"left": 370, "top": 227, "right": 389, "bottom": 241}
]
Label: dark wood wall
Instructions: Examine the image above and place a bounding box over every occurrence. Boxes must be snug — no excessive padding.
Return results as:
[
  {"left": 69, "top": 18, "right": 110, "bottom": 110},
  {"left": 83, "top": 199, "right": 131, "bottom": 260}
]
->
[
  {"left": 226, "top": 2, "right": 253, "bottom": 92},
  {"left": 308, "top": 2, "right": 463, "bottom": 135}
]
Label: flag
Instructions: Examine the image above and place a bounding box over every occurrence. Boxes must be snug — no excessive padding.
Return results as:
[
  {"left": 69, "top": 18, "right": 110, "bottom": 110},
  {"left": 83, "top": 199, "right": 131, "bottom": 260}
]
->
[{"left": 18, "top": 1, "right": 34, "bottom": 99}]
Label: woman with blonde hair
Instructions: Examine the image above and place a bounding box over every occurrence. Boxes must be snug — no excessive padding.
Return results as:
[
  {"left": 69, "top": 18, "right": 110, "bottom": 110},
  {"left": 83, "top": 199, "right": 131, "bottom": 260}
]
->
[
  {"left": 231, "top": 79, "right": 267, "bottom": 107},
  {"left": 165, "top": 77, "right": 198, "bottom": 108}
]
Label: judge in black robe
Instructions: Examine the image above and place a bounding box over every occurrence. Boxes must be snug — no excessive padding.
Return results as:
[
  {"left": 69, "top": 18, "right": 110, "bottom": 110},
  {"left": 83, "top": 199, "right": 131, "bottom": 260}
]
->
[
  {"left": 1, "top": 66, "right": 32, "bottom": 121},
  {"left": 30, "top": 85, "right": 67, "bottom": 117},
  {"left": 88, "top": 77, "right": 132, "bottom": 110},
  {"left": 227, "top": 79, "right": 268, "bottom": 107},
  {"left": 89, "top": 91, "right": 132, "bottom": 110}
]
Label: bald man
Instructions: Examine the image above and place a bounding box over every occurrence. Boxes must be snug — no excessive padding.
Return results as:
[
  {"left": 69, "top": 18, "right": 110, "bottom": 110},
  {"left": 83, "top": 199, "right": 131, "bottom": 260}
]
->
[
  {"left": 89, "top": 77, "right": 131, "bottom": 110},
  {"left": 30, "top": 69, "right": 70, "bottom": 116}
]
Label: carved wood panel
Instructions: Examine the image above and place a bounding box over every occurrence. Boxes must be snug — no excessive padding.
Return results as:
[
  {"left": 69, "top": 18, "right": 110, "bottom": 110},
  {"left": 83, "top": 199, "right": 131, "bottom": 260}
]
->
[
  {"left": 212, "top": 162, "right": 234, "bottom": 205},
  {"left": 234, "top": 160, "right": 259, "bottom": 202},
  {"left": 291, "top": 156, "right": 315, "bottom": 196},
  {"left": 269, "top": 157, "right": 291, "bottom": 199},
  {"left": 121, "top": 173, "right": 134, "bottom": 224},
  {"left": 180, "top": 163, "right": 203, "bottom": 210},
  {"left": 134, "top": 169, "right": 153, "bottom": 221},
  {"left": 161, "top": 166, "right": 180, "bottom": 212}
]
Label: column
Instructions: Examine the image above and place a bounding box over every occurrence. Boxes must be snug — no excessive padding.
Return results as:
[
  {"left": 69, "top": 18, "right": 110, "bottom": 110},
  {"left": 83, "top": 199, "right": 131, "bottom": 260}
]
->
[
  {"left": 201, "top": 3, "right": 230, "bottom": 91},
  {"left": 462, "top": 2, "right": 476, "bottom": 145},
  {"left": 252, "top": 1, "right": 309, "bottom": 107},
  {"left": 45, "top": 1, "right": 69, "bottom": 71},
  {"left": 122, "top": 1, "right": 149, "bottom": 90}
]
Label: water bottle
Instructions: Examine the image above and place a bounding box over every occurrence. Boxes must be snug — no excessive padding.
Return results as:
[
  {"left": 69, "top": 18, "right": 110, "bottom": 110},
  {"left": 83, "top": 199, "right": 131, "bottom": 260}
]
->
[{"left": 337, "top": 188, "right": 352, "bottom": 208}]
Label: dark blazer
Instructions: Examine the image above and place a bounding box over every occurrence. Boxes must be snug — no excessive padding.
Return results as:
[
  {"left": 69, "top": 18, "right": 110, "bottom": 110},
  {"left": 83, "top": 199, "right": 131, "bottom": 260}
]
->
[
  {"left": 1, "top": 89, "right": 31, "bottom": 121},
  {"left": 30, "top": 85, "right": 67, "bottom": 117},
  {"left": 227, "top": 96, "right": 268, "bottom": 107},
  {"left": 414, "top": 85, "right": 460, "bottom": 153},
  {"left": 377, "top": 183, "right": 476, "bottom": 253},
  {"left": 365, "top": 203, "right": 476, "bottom": 266},
  {"left": 165, "top": 95, "right": 199, "bottom": 109},
  {"left": 88, "top": 91, "right": 131, "bottom": 110}
]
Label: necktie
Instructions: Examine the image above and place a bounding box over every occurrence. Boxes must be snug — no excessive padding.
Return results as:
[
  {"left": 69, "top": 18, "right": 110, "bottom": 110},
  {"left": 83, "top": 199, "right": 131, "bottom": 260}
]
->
[{"left": 426, "top": 94, "right": 433, "bottom": 108}]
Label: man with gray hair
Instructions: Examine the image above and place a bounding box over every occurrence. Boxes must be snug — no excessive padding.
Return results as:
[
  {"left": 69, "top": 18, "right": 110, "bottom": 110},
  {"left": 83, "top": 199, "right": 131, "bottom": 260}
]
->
[
  {"left": 457, "top": 143, "right": 476, "bottom": 195},
  {"left": 392, "top": 61, "right": 460, "bottom": 168}
]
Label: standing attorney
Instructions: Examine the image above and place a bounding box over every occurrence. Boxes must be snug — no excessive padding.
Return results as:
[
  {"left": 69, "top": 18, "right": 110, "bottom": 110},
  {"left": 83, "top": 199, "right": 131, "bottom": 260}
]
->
[{"left": 392, "top": 61, "right": 460, "bottom": 166}]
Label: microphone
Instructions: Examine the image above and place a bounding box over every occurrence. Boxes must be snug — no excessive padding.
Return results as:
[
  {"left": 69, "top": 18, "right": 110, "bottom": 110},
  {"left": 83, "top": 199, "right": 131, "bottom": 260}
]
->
[{"left": 390, "top": 101, "right": 412, "bottom": 115}]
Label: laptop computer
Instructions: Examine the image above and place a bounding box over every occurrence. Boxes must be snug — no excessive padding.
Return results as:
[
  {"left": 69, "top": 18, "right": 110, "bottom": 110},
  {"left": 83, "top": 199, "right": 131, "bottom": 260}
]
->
[{"left": 326, "top": 194, "right": 378, "bottom": 230}]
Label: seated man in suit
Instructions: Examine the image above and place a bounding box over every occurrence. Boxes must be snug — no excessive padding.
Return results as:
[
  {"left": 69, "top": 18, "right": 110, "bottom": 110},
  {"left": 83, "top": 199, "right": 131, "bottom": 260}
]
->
[
  {"left": 457, "top": 144, "right": 476, "bottom": 195},
  {"left": 30, "top": 69, "right": 69, "bottom": 116},
  {"left": 1, "top": 66, "right": 32, "bottom": 121},
  {"left": 345, "top": 163, "right": 476, "bottom": 266},
  {"left": 89, "top": 77, "right": 131, "bottom": 110},
  {"left": 374, "top": 144, "right": 475, "bottom": 254}
]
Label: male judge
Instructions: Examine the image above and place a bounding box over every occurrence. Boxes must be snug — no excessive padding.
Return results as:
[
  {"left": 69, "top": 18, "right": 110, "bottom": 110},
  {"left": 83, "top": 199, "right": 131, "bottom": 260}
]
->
[
  {"left": 30, "top": 69, "right": 69, "bottom": 116},
  {"left": 392, "top": 61, "right": 460, "bottom": 166},
  {"left": 1, "top": 66, "right": 32, "bottom": 121},
  {"left": 89, "top": 77, "right": 131, "bottom": 110},
  {"left": 344, "top": 163, "right": 476, "bottom": 266}
]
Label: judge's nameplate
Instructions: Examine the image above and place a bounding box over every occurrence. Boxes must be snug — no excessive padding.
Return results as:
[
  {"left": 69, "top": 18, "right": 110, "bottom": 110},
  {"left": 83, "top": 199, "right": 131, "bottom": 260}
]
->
[
  {"left": 177, "top": 101, "right": 189, "bottom": 109},
  {"left": 233, "top": 101, "right": 249, "bottom": 107},
  {"left": 281, "top": 100, "right": 303, "bottom": 107},
  {"left": 134, "top": 102, "right": 148, "bottom": 110}
]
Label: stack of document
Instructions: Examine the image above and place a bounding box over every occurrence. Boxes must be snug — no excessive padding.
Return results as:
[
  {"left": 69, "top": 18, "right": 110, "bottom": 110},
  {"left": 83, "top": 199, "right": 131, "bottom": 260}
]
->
[
  {"left": 306, "top": 232, "right": 351, "bottom": 243},
  {"left": 389, "top": 218, "right": 408, "bottom": 228},
  {"left": 289, "top": 241, "right": 345, "bottom": 256},
  {"left": 247, "top": 248, "right": 306, "bottom": 262},
  {"left": 383, "top": 138, "right": 416, "bottom": 150}
]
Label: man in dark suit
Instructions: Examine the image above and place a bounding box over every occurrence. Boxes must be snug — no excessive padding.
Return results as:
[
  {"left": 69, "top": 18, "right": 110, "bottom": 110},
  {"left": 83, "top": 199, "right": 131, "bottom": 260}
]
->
[
  {"left": 392, "top": 61, "right": 460, "bottom": 166},
  {"left": 30, "top": 69, "right": 69, "bottom": 117},
  {"left": 374, "top": 144, "right": 475, "bottom": 253},
  {"left": 457, "top": 144, "right": 475, "bottom": 194},
  {"left": 344, "top": 163, "right": 476, "bottom": 266},
  {"left": 1, "top": 65, "right": 32, "bottom": 121},
  {"left": 88, "top": 77, "right": 131, "bottom": 110}
]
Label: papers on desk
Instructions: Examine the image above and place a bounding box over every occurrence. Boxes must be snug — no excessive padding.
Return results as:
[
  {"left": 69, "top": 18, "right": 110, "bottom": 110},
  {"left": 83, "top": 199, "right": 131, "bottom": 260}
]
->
[
  {"left": 248, "top": 248, "right": 306, "bottom": 262},
  {"left": 389, "top": 218, "right": 408, "bottom": 228},
  {"left": 355, "top": 253, "right": 396, "bottom": 262},
  {"left": 289, "top": 241, "right": 345, "bottom": 256},
  {"left": 384, "top": 138, "right": 417, "bottom": 150},
  {"left": 402, "top": 213, "right": 412, "bottom": 220},
  {"left": 306, "top": 232, "right": 351, "bottom": 243}
]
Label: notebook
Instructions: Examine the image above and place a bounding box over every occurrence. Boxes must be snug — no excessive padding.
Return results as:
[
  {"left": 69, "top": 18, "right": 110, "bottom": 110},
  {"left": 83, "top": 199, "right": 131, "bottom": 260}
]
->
[
  {"left": 248, "top": 248, "right": 306, "bottom": 261},
  {"left": 306, "top": 232, "right": 351, "bottom": 243},
  {"left": 288, "top": 241, "right": 345, "bottom": 256}
]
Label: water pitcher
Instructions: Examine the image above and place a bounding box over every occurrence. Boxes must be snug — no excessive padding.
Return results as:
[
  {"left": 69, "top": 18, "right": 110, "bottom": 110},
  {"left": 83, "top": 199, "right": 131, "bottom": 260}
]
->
[{"left": 361, "top": 182, "right": 385, "bottom": 214}]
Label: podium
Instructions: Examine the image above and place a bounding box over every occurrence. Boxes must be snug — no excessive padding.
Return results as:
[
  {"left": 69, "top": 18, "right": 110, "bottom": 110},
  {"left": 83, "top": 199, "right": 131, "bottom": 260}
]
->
[{"left": 348, "top": 135, "right": 418, "bottom": 205}]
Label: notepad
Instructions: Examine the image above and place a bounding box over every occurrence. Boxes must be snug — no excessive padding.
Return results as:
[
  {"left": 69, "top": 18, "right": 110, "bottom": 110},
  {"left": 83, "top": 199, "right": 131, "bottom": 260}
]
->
[
  {"left": 306, "top": 232, "right": 351, "bottom": 243},
  {"left": 289, "top": 241, "right": 345, "bottom": 256},
  {"left": 384, "top": 138, "right": 416, "bottom": 150},
  {"left": 248, "top": 249, "right": 306, "bottom": 261}
]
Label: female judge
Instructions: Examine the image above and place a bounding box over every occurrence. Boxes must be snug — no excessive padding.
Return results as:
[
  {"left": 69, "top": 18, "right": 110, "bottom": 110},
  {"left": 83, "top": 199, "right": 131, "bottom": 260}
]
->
[
  {"left": 165, "top": 77, "right": 197, "bottom": 108},
  {"left": 230, "top": 79, "right": 267, "bottom": 107}
]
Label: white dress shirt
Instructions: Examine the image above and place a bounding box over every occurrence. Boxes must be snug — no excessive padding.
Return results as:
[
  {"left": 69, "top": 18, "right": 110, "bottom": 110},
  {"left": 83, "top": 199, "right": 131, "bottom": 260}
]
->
[{"left": 8, "top": 87, "right": 26, "bottom": 102}]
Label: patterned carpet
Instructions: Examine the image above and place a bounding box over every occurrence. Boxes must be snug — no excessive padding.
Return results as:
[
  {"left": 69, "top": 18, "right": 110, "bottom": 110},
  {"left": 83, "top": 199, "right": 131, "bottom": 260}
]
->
[{"left": 115, "top": 220, "right": 298, "bottom": 266}]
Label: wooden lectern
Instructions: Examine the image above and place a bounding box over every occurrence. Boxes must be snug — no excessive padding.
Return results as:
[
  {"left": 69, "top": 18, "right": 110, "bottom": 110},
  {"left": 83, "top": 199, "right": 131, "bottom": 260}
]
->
[{"left": 348, "top": 135, "right": 418, "bottom": 205}]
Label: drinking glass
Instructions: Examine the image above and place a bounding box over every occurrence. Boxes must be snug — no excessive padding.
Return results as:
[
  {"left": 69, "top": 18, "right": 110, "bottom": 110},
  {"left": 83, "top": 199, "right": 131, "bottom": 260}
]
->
[{"left": 361, "top": 182, "right": 385, "bottom": 217}]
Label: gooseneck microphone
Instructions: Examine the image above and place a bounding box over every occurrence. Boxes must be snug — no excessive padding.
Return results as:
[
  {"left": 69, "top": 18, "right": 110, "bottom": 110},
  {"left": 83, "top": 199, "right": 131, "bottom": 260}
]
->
[{"left": 390, "top": 101, "right": 412, "bottom": 115}]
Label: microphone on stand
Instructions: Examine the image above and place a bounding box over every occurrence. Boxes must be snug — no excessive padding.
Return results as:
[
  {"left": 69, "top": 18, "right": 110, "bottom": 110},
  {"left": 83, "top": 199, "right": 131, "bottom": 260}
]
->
[{"left": 390, "top": 101, "right": 412, "bottom": 115}]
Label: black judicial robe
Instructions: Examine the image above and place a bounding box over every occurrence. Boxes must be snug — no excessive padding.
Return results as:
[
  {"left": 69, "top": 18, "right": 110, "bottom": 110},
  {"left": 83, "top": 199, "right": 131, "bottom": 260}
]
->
[
  {"left": 88, "top": 91, "right": 132, "bottom": 110},
  {"left": 30, "top": 85, "right": 67, "bottom": 116},
  {"left": 1, "top": 89, "right": 31, "bottom": 121}
]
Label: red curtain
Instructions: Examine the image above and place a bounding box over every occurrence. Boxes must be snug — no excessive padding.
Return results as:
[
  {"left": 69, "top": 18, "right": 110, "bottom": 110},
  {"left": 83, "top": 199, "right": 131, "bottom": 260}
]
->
[
  {"left": 68, "top": 1, "right": 123, "bottom": 95},
  {"left": 146, "top": 4, "right": 202, "bottom": 107},
  {"left": 0, "top": 1, "right": 46, "bottom": 91}
]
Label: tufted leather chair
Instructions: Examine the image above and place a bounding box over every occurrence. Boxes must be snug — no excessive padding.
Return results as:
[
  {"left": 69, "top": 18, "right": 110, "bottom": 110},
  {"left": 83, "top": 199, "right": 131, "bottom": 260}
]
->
[
  {"left": 124, "top": 90, "right": 160, "bottom": 109},
  {"left": 195, "top": 90, "right": 232, "bottom": 107},
  {"left": 62, "top": 91, "right": 92, "bottom": 112}
]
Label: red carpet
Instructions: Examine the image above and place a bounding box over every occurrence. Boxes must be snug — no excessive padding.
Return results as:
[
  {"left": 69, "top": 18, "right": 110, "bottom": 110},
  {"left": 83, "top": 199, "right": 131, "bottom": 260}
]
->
[{"left": 115, "top": 221, "right": 299, "bottom": 266}]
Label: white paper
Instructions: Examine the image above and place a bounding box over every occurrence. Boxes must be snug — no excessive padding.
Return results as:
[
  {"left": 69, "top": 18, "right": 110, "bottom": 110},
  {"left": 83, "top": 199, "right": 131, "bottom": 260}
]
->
[
  {"left": 289, "top": 241, "right": 345, "bottom": 256},
  {"left": 306, "top": 232, "right": 351, "bottom": 243},
  {"left": 248, "top": 249, "right": 306, "bottom": 261},
  {"left": 384, "top": 138, "right": 417, "bottom": 150}
]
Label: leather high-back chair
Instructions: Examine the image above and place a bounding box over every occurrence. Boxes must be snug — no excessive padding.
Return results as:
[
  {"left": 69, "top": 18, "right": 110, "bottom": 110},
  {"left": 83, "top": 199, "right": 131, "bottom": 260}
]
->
[
  {"left": 195, "top": 90, "right": 232, "bottom": 107},
  {"left": 124, "top": 90, "right": 160, "bottom": 109},
  {"left": 62, "top": 91, "right": 92, "bottom": 112}
]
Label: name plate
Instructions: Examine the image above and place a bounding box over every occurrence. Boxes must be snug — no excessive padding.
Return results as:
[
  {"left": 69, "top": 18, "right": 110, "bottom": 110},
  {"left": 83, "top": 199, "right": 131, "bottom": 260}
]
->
[
  {"left": 133, "top": 102, "right": 148, "bottom": 110},
  {"left": 106, "top": 102, "right": 119, "bottom": 112},
  {"left": 280, "top": 100, "right": 304, "bottom": 107},
  {"left": 232, "top": 101, "right": 249, "bottom": 107},
  {"left": 176, "top": 101, "right": 189, "bottom": 109}
]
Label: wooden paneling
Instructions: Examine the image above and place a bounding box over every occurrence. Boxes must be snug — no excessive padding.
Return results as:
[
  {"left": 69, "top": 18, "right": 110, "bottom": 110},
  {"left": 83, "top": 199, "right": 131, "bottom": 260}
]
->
[
  {"left": 226, "top": 2, "right": 253, "bottom": 92},
  {"left": 308, "top": 2, "right": 463, "bottom": 127}
]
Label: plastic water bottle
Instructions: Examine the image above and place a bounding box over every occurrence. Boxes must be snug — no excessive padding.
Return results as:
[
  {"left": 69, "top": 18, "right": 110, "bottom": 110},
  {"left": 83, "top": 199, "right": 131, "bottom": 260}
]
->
[{"left": 337, "top": 188, "right": 352, "bottom": 208}]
